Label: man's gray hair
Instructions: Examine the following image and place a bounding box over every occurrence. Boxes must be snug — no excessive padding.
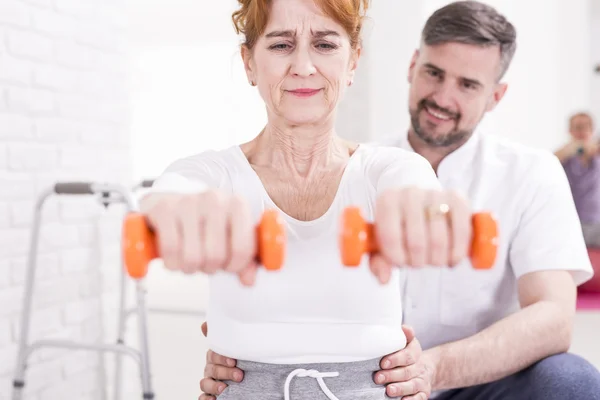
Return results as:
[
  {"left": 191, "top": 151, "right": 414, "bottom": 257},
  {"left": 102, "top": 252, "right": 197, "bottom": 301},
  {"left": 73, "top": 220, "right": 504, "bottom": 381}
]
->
[{"left": 422, "top": 1, "right": 517, "bottom": 80}]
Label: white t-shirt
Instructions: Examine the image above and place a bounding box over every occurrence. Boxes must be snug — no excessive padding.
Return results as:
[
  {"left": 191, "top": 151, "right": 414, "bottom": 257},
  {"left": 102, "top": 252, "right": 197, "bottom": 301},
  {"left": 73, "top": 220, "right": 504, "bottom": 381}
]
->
[
  {"left": 378, "top": 130, "right": 594, "bottom": 396},
  {"left": 149, "top": 143, "right": 441, "bottom": 364}
]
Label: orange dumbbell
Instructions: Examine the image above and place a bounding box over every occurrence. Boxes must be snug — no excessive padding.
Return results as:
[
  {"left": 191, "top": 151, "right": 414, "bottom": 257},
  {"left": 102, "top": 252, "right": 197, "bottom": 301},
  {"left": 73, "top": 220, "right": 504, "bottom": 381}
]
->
[
  {"left": 122, "top": 209, "right": 286, "bottom": 279},
  {"left": 339, "top": 207, "right": 498, "bottom": 269}
]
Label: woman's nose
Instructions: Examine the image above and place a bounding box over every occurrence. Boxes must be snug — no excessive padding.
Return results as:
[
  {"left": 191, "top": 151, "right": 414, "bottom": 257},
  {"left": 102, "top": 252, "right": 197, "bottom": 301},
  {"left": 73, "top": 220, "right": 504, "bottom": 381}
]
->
[{"left": 290, "top": 49, "right": 317, "bottom": 77}]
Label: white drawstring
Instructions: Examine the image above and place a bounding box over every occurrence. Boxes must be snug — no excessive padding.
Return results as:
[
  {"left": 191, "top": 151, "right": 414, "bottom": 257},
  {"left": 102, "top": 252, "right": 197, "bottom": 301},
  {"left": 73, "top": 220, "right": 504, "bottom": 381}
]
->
[{"left": 284, "top": 368, "right": 340, "bottom": 400}]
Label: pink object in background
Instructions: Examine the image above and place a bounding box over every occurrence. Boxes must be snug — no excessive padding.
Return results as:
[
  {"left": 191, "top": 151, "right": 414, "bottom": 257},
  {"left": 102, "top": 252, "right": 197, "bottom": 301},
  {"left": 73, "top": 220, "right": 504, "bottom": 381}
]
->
[
  {"left": 577, "top": 292, "right": 600, "bottom": 310},
  {"left": 580, "top": 248, "right": 600, "bottom": 293},
  {"left": 576, "top": 248, "right": 600, "bottom": 310}
]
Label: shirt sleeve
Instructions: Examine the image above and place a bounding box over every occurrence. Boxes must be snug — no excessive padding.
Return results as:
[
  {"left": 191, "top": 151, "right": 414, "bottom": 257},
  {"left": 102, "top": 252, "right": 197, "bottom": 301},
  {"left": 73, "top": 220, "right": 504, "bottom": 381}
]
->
[
  {"left": 372, "top": 147, "right": 443, "bottom": 193},
  {"left": 145, "top": 150, "right": 229, "bottom": 195},
  {"left": 509, "top": 154, "right": 593, "bottom": 285}
]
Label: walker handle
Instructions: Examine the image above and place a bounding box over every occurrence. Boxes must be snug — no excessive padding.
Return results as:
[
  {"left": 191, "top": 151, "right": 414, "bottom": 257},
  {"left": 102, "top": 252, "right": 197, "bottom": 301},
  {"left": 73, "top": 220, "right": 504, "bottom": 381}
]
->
[{"left": 54, "top": 182, "right": 94, "bottom": 195}]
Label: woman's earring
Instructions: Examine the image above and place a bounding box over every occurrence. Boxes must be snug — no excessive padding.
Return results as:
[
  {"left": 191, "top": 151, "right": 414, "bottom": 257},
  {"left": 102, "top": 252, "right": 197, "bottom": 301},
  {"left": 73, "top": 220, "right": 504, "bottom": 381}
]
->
[
  {"left": 348, "top": 80, "right": 353, "bottom": 86},
  {"left": 250, "top": 80, "right": 256, "bottom": 86}
]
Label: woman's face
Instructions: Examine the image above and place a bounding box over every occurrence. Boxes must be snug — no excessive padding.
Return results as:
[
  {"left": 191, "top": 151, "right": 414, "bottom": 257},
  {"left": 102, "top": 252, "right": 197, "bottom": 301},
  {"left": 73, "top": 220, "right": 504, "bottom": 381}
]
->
[{"left": 242, "top": 0, "right": 360, "bottom": 126}]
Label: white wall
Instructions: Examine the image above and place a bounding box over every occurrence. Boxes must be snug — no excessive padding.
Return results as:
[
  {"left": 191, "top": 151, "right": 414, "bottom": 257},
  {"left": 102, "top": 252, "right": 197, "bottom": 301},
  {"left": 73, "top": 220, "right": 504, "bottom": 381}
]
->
[
  {"left": 473, "top": 0, "right": 586, "bottom": 150},
  {"left": 351, "top": 0, "right": 595, "bottom": 151},
  {"left": 0, "top": 0, "right": 131, "bottom": 399},
  {"left": 128, "top": 0, "right": 266, "bottom": 180}
]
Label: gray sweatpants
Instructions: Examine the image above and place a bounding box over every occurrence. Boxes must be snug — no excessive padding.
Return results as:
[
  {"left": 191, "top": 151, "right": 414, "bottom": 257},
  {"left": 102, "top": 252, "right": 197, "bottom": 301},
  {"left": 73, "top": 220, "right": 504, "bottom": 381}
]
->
[
  {"left": 218, "top": 357, "right": 394, "bottom": 400},
  {"left": 434, "top": 353, "right": 600, "bottom": 400}
]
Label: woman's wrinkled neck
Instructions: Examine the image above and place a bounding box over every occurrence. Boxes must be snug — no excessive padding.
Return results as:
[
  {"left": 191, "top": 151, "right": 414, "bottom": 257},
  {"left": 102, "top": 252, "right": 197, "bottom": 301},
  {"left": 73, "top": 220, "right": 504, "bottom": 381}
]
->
[{"left": 245, "top": 117, "right": 350, "bottom": 177}]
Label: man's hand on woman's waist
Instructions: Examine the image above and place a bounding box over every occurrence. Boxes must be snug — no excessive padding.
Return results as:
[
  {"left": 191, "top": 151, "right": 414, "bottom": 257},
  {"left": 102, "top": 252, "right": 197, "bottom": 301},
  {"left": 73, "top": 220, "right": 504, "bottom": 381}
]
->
[{"left": 198, "top": 322, "right": 433, "bottom": 400}]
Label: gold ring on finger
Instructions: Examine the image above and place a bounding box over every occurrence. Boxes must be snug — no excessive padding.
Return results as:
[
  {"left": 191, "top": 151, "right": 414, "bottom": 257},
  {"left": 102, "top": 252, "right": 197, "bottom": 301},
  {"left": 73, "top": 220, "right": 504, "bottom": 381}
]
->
[{"left": 425, "top": 203, "right": 450, "bottom": 219}]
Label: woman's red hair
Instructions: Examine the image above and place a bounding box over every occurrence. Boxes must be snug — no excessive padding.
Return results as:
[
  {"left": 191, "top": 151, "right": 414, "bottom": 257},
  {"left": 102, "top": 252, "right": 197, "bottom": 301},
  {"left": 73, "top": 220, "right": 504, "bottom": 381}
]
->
[{"left": 232, "top": 0, "right": 370, "bottom": 49}]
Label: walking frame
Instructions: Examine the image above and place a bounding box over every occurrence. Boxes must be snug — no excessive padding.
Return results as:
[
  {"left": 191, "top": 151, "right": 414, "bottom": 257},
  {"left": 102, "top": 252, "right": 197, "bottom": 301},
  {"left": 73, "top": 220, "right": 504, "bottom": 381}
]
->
[{"left": 11, "top": 181, "right": 155, "bottom": 400}]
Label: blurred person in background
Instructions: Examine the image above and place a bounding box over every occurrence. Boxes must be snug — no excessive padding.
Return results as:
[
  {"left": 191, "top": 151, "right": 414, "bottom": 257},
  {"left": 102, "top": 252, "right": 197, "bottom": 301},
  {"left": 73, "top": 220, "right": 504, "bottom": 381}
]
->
[{"left": 555, "top": 113, "right": 600, "bottom": 246}]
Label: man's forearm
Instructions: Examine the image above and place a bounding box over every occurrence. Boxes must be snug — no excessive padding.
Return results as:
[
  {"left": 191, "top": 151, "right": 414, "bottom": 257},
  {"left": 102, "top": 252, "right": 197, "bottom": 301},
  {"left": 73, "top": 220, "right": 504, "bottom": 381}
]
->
[{"left": 424, "top": 301, "right": 573, "bottom": 391}]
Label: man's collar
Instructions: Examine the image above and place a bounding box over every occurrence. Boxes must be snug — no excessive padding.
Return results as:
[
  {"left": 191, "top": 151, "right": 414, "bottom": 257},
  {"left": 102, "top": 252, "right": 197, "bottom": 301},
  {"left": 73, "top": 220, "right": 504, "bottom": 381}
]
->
[
  {"left": 436, "top": 130, "right": 481, "bottom": 180},
  {"left": 378, "top": 129, "right": 482, "bottom": 180}
]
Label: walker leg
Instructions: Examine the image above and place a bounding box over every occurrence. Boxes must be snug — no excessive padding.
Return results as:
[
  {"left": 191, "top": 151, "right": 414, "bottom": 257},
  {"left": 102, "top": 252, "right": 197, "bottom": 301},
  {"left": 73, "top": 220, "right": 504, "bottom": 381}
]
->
[
  {"left": 114, "top": 257, "right": 130, "bottom": 400},
  {"left": 135, "top": 281, "right": 154, "bottom": 399},
  {"left": 12, "top": 196, "right": 47, "bottom": 400}
]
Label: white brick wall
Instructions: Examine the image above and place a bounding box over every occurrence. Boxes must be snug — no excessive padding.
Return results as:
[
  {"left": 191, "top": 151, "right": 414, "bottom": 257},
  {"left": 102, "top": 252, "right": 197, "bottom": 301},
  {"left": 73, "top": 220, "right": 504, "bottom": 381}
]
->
[{"left": 0, "top": 0, "right": 132, "bottom": 399}]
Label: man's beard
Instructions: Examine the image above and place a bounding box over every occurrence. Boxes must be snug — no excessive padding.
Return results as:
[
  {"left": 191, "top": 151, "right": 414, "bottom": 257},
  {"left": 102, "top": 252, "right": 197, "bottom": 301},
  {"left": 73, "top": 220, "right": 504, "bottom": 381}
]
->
[{"left": 410, "top": 99, "right": 472, "bottom": 148}]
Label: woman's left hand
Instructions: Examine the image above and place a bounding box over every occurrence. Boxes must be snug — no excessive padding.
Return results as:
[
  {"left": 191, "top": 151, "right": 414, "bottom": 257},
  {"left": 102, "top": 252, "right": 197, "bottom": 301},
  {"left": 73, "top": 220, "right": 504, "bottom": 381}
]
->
[
  {"left": 370, "top": 187, "right": 471, "bottom": 283},
  {"left": 375, "top": 325, "right": 435, "bottom": 399}
]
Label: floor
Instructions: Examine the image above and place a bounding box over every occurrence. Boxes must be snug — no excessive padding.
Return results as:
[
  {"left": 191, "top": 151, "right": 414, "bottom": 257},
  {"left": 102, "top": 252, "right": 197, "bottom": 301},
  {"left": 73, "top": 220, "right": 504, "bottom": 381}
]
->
[{"left": 570, "top": 310, "right": 600, "bottom": 368}]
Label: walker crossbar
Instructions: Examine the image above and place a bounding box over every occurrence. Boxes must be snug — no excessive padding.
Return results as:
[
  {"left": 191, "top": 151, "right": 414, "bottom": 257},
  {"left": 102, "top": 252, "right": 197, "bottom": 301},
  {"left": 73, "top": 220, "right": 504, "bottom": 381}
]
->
[{"left": 21, "top": 339, "right": 143, "bottom": 364}]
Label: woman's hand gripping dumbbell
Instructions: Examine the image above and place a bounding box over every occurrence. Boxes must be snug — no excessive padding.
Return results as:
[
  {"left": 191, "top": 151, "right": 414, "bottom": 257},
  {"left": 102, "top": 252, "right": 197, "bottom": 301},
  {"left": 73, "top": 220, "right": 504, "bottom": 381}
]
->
[
  {"left": 123, "top": 189, "right": 497, "bottom": 285},
  {"left": 122, "top": 191, "right": 286, "bottom": 285},
  {"left": 339, "top": 188, "right": 498, "bottom": 283}
]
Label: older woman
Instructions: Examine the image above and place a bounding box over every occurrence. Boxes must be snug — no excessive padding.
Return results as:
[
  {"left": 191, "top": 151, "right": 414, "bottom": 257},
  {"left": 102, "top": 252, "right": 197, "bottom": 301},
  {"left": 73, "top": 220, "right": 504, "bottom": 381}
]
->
[{"left": 141, "top": 0, "right": 476, "bottom": 398}]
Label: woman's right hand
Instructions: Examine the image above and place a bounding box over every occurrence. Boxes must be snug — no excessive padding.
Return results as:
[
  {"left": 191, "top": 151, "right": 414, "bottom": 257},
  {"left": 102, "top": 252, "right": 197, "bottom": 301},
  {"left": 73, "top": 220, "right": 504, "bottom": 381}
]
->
[{"left": 142, "top": 190, "right": 258, "bottom": 285}]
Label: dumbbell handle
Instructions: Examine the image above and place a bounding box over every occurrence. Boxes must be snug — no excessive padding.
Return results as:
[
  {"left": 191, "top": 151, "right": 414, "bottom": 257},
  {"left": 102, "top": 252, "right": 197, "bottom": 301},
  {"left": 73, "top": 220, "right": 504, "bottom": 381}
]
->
[
  {"left": 122, "top": 209, "right": 286, "bottom": 279},
  {"left": 340, "top": 208, "right": 498, "bottom": 269}
]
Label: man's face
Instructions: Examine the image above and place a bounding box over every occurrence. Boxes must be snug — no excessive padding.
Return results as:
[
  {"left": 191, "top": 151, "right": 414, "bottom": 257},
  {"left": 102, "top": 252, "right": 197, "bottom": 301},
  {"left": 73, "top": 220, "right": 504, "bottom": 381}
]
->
[{"left": 407, "top": 42, "right": 508, "bottom": 147}]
